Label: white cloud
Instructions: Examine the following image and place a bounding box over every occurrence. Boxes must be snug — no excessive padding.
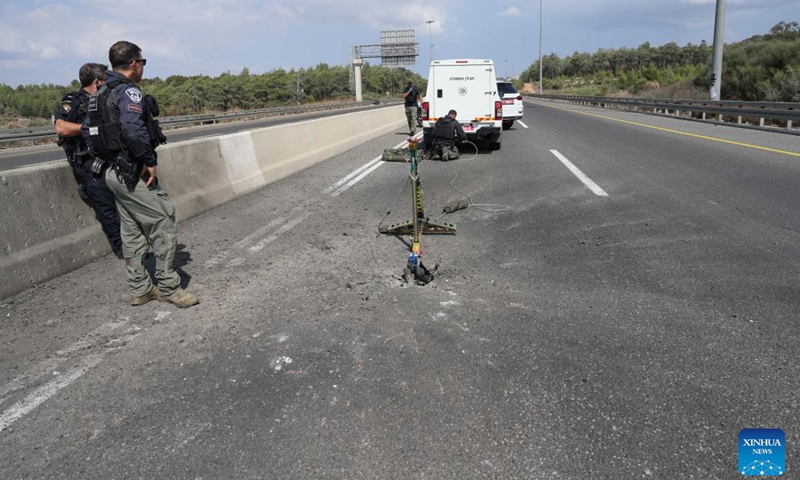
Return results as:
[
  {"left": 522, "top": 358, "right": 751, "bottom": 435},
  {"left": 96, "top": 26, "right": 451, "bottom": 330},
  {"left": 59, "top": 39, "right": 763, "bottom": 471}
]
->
[
  {"left": 38, "top": 45, "right": 61, "bottom": 60},
  {"left": 500, "top": 7, "right": 524, "bottom": 17},
  {"left": 1, "top": 0, "right": 799, "bottom": 86}
]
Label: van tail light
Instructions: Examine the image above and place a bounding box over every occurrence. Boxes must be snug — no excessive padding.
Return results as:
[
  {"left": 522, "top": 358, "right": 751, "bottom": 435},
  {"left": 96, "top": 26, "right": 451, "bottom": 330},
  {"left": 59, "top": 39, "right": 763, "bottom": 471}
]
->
[
  {"left": 421, "top": 102, "right": 429, "bottom": 121},
  {"left": 495, "top": 101, "right": 503, "bottom": 120}
]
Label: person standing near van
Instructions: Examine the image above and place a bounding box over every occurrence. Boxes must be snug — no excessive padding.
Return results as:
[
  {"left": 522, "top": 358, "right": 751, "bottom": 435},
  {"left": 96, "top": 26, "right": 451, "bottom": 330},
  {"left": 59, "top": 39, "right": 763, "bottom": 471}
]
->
[{"left": 403, "top": 81, "right": 422, "bottom": 135}]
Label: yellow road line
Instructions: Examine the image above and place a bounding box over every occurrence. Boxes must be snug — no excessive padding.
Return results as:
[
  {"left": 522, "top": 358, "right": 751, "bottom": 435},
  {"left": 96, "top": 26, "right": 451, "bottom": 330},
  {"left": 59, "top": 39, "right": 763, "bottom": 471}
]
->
[{"left": 540, "top": 102, "right": 800, "bottom": 158}]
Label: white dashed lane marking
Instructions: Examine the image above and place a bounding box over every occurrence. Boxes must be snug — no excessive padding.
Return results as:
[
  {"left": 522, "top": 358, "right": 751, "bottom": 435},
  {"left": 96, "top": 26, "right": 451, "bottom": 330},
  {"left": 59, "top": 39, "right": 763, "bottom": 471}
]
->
[{"left": 550, "top": 149, "right": 609, "bottom": 197}]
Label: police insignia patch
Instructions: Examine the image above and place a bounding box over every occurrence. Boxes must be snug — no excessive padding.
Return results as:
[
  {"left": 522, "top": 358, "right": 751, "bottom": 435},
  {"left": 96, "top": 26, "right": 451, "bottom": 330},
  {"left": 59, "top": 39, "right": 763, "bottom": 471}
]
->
[
  {"left": 125, "top": 88, "right": 142, "bottom": 103},
  {"left": 62, "top": 104, "right": 72, "bottom": 113}
]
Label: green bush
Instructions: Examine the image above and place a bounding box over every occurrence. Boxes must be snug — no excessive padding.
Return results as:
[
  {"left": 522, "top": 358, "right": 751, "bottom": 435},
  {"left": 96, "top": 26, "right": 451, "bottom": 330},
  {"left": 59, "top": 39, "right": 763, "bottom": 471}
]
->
[
  {"left": 523, "top": 21, "right": 799, "bottom": 101},
  {"left": 760, "top": 65, "right": 800, "bottom": 102}
]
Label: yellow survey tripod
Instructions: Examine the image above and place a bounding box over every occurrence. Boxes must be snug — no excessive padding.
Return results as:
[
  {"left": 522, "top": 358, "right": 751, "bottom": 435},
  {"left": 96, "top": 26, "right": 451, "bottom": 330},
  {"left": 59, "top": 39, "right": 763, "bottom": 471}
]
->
[{"left": 379, "top": 137, "right": 456, "bottom": 285}]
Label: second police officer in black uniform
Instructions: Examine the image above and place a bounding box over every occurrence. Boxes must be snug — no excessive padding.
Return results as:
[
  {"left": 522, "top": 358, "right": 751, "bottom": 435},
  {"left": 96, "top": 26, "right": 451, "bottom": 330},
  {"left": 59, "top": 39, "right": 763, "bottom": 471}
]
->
[{"left": 54, "top": 63, "right": 122, "bottom": 258}]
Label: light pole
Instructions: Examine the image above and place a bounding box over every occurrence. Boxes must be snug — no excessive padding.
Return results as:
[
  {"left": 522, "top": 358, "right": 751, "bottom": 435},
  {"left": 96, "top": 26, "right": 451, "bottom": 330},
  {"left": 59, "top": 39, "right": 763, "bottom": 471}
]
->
[
  {"left": 709, "top": 0, "right": 726, "bottom": 100},
  {"left": 505, "top": 59, "right": 508, "bottom": 79},
  {"left": 538, "top": 0, "right": 543, "bottom": 95},
  {"left": 426, "top": 20, "right": 435, "bottom": 65}
]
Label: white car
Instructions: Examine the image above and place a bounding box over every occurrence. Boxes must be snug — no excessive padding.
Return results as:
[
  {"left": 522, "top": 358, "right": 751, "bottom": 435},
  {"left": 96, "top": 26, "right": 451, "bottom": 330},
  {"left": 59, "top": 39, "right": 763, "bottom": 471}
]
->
[{"left": 497, "top": 81, "right": 523, "bottom": 130}]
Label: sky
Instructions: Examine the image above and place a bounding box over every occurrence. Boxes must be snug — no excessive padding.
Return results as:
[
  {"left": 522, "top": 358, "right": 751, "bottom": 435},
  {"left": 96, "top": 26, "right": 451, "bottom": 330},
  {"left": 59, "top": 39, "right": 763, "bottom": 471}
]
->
[{"left": 0, "top": 0, "right": 798, "bottom": 87}]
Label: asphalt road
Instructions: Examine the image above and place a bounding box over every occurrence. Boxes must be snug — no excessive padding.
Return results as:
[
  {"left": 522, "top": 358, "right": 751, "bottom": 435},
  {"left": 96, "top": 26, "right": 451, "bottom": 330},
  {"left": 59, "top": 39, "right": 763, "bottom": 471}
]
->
[{"left": 1, "top": 99, "right": 799, "bottom": 479}]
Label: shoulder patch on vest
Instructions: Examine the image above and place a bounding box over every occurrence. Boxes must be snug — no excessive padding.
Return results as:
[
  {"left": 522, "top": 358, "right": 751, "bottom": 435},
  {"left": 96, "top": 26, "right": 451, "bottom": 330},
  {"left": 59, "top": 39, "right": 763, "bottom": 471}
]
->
[{"left": 125, "top": 88, "right": 142, "bottom": 103}]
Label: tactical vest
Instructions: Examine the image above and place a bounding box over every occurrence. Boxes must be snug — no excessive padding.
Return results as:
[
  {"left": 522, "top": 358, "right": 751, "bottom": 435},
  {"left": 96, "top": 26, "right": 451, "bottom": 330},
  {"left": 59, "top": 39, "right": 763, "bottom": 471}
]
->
[
  {"left": 433, "top": 116, "right": 457, "bottom": 143},
  {"left": 57, "top": 91, "right": 87, "bottom": 154},
  {"left": 86, "top": 78, "right": 166, "bottom": 156}
]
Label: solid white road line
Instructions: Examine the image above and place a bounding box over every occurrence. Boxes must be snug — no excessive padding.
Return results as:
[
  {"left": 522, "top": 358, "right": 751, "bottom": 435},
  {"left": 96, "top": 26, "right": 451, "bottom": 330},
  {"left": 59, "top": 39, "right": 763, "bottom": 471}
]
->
[
  {"left": 516, "top": 120, "right": 529, "bottom": 129},
  {"left": 248, "top": 212, "right": 312, "bottom": 253},
  {"left": 323, "top": 157, "right": 382, "bottom": 194},
  {"left": 0, "top": 358, "right": 62, "bottom": 405},
  {"left": 326, "top": 134, "right": 422, "bottom": 197},
  {"left": 204, "top": 207, "right": 309, "bottom": 268},
  {"left": 331, "top": 161, "right": 385, "bottom": 197},
  {"left": 550, "top": 150, "right": 609, "bottom": 197},
  {"left": 55, "top": 320, "right": 128, "bottom": 356},
  {"left": 0, "top": 354, "right": 103, "bottom": 431},
  {"left": 232, "top": 216, "right": 289, "bottom": 250},
  {"left": 0, "top": 320, "right": 128, "bottom": 403}
]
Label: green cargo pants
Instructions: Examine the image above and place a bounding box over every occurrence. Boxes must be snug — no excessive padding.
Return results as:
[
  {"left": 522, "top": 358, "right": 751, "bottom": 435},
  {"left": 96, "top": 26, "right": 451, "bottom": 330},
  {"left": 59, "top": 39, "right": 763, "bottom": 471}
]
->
[
  {"left": 105, "top": 168, "right": 181, "bottom": 298},
  {"left": 405, "top": 105, "right": 418, "bottom": 135},
  {"left": 433, "top": 142, "right": 460, "bottom": 161}
]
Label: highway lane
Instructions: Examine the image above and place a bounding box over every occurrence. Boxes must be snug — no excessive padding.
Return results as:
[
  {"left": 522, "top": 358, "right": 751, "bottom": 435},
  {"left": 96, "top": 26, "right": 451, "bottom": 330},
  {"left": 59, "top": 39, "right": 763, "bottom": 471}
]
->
[
  {"left": 0, "top": 103, "right": 392, "bottom": 171},
  {"left": 1, "top": 100, "right": 799, "bottom": 479}
]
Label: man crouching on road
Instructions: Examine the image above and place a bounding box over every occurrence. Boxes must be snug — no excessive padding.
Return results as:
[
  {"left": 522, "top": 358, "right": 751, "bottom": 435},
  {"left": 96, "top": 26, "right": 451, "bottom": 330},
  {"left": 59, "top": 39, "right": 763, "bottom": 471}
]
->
[
  {"left": 83, "top": 40, "right": 199, "bottom": 308},
  {"left": 429, "top": 109, "right": 467, "bottom": 161}
]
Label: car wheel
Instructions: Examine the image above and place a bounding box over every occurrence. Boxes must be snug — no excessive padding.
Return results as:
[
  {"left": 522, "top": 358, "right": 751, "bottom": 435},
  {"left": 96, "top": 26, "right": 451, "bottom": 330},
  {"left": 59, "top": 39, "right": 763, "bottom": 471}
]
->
[
  {"left": 502, "top": 120, "right": 514, "bottom": 130},
  {"left": 489, "top": 141, "right": 501, "bottom": 151}
]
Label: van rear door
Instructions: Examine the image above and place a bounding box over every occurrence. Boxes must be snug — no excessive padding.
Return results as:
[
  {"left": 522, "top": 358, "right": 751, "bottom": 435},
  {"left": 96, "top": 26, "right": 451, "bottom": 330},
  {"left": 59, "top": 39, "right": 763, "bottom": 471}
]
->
[{"left": 423, "top": 59, "right": 502, "bottom": 150}]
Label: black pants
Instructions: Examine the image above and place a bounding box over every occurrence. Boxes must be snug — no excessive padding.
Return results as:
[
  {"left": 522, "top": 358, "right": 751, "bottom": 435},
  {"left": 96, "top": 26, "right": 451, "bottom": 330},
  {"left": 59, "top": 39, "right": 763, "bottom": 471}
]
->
[{"left": 74, "top": 162, "right": 122, "bottom": 254}]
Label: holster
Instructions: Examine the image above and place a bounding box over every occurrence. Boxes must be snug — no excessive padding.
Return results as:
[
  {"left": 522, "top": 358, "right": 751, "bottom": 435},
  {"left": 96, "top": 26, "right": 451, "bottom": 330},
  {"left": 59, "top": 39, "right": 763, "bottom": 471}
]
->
[
  {"left": 65, "top": 150, "right": 77, "bottom": 167},
  {"left": 113, "top": 152, "right": 140, "bottom": 192}
]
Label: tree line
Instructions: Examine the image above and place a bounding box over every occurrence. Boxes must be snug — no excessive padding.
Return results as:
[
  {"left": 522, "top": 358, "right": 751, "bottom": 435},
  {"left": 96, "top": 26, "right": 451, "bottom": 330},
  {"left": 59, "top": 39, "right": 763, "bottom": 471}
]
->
[
  {"left": 0, "top": 63, "right": 426, "bottom": 121},
  {"left": 519, "top": 21, "right": 800, "bottom": 101},
  {"left": 2, "top": 21, "right": 797, "bottom": 122}
]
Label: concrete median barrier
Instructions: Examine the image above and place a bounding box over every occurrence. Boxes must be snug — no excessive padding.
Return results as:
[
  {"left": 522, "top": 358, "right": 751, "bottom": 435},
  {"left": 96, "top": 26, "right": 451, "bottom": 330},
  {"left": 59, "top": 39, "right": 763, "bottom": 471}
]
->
[{"left": 0, "top": 105, "right": 404, "bottom": 300}]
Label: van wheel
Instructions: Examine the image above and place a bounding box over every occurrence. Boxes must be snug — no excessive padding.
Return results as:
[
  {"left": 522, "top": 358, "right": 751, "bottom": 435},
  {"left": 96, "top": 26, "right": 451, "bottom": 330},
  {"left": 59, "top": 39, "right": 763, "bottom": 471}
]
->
[
  {"left": 502, "top": 120, "right": 514, "bottom": 130},
  {"left": 490, "top": 141, "right": 501, "bottom": 151}
]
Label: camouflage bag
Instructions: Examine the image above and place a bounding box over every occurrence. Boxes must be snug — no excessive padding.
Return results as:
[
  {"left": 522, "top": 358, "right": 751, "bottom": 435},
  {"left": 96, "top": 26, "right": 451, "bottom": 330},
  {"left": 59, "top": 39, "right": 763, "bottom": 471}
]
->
[{"left": 382, "top": 147, "right": 409, "bottom": 162}]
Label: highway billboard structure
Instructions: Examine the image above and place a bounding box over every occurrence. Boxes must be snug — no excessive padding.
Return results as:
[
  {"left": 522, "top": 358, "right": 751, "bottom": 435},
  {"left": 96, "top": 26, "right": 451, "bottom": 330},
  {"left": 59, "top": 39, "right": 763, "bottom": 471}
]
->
[{"left": 349, "top": 30, "right": 419, "bottom": 97}]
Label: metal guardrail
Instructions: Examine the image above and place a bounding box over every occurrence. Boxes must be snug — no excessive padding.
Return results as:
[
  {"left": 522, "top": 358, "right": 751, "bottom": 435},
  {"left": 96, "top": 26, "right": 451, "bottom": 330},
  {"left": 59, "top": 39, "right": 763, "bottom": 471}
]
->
[
  {"left": 530, "top": 94, "right": 800, "bottom": 135},
  {"left": 0, "top": 100, "right": 395, "bottom": 144}
]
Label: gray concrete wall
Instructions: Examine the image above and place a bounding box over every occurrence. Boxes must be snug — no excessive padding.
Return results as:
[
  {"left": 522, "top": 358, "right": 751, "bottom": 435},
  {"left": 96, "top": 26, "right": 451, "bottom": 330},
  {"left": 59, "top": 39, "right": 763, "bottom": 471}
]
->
[{"left": 0, "top": 106, "right": 404, "bottom": 300}]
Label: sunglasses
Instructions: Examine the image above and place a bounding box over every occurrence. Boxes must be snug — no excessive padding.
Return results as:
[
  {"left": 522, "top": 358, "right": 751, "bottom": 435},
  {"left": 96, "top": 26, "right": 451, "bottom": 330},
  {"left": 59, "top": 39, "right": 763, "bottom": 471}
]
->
[{"left": 134, "top": 58, "right": 147, "bottom": 66}]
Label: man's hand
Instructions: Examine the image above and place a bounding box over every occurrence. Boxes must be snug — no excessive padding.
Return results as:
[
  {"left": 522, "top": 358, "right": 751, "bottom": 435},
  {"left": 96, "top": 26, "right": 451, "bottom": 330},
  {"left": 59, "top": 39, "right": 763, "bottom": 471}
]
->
[{"left": 140, "top": 165, "right": 157, "bottom": 188}]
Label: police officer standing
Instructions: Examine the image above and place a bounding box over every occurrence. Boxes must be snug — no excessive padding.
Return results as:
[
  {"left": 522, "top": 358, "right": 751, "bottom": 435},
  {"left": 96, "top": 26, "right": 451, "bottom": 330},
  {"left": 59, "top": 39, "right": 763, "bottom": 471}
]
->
[
  {"left": 54, "top": 63, "right": 122, "bottom": 258},
  {"left": 402, "top": 81, "right": 423, "bottom": 136},
  {"left": 83, "top": 40, "right": 199, "bottom": 308},
  {"left": 429, "top": 109, "right": 467, "bottom": 161}
]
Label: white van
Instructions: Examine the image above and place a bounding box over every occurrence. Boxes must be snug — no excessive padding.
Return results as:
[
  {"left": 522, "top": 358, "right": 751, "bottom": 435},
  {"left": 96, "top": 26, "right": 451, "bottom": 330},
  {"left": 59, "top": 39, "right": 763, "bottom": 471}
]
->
[{"left": 421, "top": 59, "right": 503, "bottom": 150}]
